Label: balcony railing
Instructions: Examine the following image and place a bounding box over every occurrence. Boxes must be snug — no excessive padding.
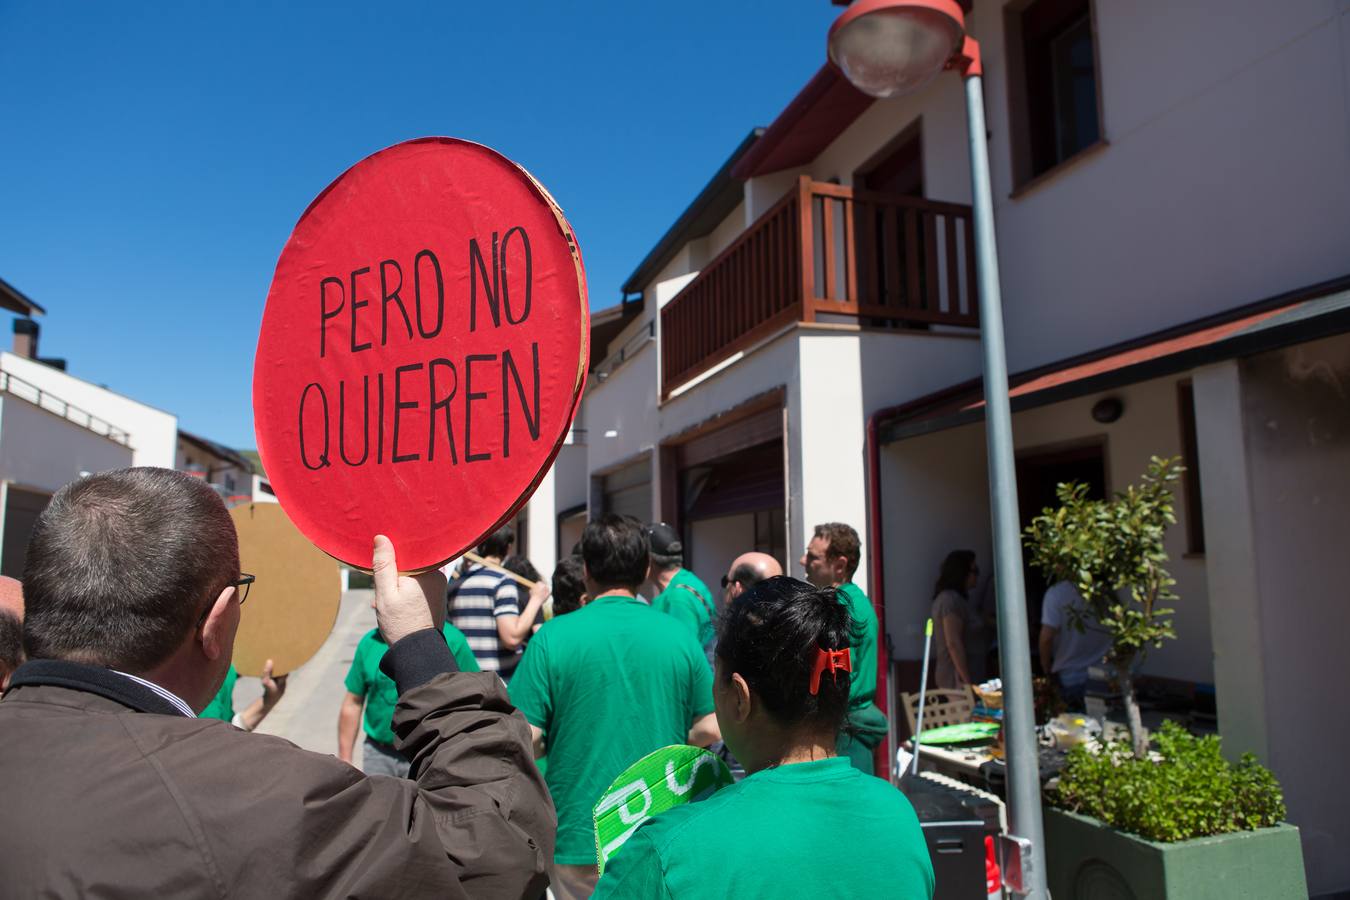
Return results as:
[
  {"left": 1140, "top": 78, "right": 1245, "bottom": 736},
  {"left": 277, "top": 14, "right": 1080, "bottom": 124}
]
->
[
  {"left": 661, "top": 175, "right": 978, "bottom": 396},
  {"left": 0, "top": 368, "right": 132, "bottom": 445}
]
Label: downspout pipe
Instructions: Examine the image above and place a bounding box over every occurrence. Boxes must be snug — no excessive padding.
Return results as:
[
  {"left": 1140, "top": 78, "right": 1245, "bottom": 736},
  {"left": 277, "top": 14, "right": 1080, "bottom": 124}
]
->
[
  {"left": 865, "top": 380, "right": 979, "bottom": 776},
  {"left": 866, "top": 408, "right": 893, "bottom": 776}
]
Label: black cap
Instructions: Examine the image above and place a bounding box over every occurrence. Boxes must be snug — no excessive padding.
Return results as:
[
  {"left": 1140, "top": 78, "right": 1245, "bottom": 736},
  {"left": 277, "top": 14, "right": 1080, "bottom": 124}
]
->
[{"left": 645, "top": 522, "right": 682, "bottom": 556}]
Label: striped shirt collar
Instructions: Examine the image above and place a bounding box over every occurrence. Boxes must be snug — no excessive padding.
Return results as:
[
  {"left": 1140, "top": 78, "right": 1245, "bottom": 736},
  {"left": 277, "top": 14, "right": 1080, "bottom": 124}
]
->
[{"left": 110, "top": 670, "right": 197, "bottom": 717}]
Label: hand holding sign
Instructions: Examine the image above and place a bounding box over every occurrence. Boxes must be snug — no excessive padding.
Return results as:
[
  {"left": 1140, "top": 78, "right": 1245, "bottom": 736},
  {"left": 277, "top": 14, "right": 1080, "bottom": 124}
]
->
[
  {"left": 254, "top": 138, "right": 588, "bottom": 571},
  {"left": 372, "top": 534, "right": 447, "bottom": 645}
]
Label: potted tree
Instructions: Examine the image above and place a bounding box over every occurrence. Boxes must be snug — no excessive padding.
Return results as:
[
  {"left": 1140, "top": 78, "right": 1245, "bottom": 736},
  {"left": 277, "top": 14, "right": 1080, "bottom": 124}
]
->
[
  {"left": 1025, "top": 456, "right": 1183, "bottom": 758},
  {"left": 1025, "top": 457, "right": 1306, "bottom": 899}
]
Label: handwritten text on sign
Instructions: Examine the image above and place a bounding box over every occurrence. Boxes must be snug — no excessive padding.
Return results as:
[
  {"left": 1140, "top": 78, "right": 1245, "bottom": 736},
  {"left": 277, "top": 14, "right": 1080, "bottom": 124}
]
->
[
  {"left": 253, "top": 138, "right": 587, "bottom": 571},
  {"left": 299, "top": 229, "right": 541, "bottom": 470}
]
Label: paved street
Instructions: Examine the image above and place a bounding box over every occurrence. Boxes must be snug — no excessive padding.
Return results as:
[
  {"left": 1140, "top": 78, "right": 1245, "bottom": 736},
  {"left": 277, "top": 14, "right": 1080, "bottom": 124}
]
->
[{"left": 232, "top": 588, "right": 377, "bottom": 767}]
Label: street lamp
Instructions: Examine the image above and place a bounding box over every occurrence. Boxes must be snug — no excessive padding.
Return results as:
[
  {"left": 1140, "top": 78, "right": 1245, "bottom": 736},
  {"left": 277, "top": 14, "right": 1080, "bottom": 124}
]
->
[{"left": 829, "top": 2, "right": 1047, "bottom": 897}]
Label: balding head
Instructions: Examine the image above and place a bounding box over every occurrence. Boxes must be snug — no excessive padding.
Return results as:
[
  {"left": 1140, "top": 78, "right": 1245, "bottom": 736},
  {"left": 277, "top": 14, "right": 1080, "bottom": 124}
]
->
[
  {"left": 0, "top": 576, "right": 24, "bottom": 689},
  {"left": 724, "top": 552, "right": 783, "bottom": 601}
]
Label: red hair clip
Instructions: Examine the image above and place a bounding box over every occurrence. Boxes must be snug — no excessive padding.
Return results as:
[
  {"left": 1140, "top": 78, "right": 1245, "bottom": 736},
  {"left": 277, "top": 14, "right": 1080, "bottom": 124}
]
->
[{"left": 809, "top": 647, "right": 852, "bottom": 695}]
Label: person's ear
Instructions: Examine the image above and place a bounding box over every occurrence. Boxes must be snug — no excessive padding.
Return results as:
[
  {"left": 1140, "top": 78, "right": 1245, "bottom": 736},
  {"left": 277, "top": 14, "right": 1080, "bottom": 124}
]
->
[
  {"left": 578, "top": 592, "right": 590, "bottom": 608},
  {"left": 198, "top": 584, "right": 236, "bottom": 661},
  {"left": 730, "top": 672, "right": 753, "bottom": 724}
]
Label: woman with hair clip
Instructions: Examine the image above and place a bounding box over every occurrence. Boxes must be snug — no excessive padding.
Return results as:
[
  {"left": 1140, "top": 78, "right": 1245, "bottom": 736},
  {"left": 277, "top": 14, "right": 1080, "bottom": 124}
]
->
[{"left": 593, "top": 576, "right": 934, "bottom": 899}]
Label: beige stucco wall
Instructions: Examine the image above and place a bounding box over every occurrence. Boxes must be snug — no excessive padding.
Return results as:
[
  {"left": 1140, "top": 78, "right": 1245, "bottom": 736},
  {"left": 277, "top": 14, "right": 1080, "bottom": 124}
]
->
[{"left": 880, "top": 373, "right": 1214, "bottom": 687}]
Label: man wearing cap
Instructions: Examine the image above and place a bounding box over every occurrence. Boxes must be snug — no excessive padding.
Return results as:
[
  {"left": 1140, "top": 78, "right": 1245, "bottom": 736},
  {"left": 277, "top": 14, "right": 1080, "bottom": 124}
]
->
[
  {"left": 801, "top": 521, "right": 886, "bottom": 776},
  {"left": 646, "top": 522, "right": 716, "bottom": 656},
  {"left": 0, "top": 467, "right": 554, "bottom": 897}
]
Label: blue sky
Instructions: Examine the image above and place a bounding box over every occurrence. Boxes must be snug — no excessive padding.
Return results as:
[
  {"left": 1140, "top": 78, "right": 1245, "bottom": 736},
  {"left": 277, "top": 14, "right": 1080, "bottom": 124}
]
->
[{"left": 0, "top": 1, "right": 839, "bottom": 448}]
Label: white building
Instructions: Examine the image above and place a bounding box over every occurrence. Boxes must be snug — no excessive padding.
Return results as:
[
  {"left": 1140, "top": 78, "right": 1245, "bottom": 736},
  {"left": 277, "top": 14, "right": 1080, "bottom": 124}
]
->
[
  {"left": 0, "top": 283, "right": 272, "bottom": 575},
  {"left": 176, "top": 429, "right": 260, "bottom": 504},
  {"left": 0, "top": 351, "right": 178, "bottom": 471},
  {"left": 518, "top": 2, "right": 1350, "bottom": 893}
]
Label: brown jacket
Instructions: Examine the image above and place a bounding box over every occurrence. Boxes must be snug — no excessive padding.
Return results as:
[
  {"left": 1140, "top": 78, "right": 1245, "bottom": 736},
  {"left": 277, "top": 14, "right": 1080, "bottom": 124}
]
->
[{"left": 0, "top": 630, "right": 556, "bottom": 898}]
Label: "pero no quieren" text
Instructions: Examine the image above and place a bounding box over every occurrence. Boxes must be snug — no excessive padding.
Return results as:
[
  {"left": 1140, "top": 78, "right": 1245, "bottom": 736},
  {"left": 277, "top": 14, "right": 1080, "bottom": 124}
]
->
[{"left": 297, "top": 226, "right": 542, "bottom": 471}]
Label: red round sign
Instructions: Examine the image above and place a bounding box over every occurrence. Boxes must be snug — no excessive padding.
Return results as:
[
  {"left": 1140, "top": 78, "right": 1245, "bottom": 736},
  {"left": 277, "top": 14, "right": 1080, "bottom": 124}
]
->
[{"left": 254, "top": 138, "right": 588, "bottom": 571}]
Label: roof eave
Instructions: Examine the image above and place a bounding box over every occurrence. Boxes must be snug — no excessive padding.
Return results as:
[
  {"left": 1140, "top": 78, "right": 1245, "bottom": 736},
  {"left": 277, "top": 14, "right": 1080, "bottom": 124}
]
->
[
  {"left": 620, "top": 128, "right": 765, "bottom": 297},
  {"left": 0, "top": 276, "right": 46, "bottom": 317}
]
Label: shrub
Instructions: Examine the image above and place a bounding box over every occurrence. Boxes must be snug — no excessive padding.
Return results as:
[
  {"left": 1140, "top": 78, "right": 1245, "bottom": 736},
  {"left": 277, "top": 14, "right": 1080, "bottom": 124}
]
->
[
  {"left": 1025, "top": 456, "right": 1183, "bottom": 758},
  {"left": 1051, "top": 720, "right": 1286, "bottom": 842}
]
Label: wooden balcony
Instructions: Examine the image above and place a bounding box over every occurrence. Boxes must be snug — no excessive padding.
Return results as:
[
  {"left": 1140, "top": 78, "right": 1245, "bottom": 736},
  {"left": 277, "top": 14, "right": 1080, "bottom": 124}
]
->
[{"left": 660, "top": 175, "right": 979, "bottom": 397}]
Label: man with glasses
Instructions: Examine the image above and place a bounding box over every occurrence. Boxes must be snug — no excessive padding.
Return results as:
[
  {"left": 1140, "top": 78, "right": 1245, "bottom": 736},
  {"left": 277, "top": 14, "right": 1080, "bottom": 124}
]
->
[
  {"left": 721, "top": 551, "right": 783, "bottom": 604},
  {"left": 198, "top": 575, "right": 290, "bottom": 731},
  {"left": 0, "top": 467, "right": 554, "bottom": 897},
  {"left": 800, "top": 521, "right": 886, "bottom": 776}
]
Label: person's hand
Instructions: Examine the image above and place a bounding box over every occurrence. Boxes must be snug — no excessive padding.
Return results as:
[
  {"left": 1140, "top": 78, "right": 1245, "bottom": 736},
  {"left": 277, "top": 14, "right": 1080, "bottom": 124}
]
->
[
  {"left": 528, "top": 579, "right": 549, "bottom": 606},
  {"left": 260, "top": 658, "right": 287, "bottom": 709},
  {"left": 372, "top": 534, "right": 447, "bottom": 644}
]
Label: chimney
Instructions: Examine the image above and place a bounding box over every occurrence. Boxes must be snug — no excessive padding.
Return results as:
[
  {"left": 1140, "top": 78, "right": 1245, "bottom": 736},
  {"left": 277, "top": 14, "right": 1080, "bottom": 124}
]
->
[{"left": 13, "top": 318, "right": 39, "bottom": 359}]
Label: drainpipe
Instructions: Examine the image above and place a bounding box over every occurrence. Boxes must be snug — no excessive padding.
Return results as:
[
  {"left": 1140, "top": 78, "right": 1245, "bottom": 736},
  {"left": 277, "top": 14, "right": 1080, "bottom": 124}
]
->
[
  {"left": 865, "top": 407, "right": 893, "bottom": 776},
  {"left": 865, "top": 379, "right": 981, "bottom": 777}
]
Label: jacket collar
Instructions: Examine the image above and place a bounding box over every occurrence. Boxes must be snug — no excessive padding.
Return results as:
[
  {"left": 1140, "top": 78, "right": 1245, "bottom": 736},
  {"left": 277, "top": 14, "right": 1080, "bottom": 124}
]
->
[{"left": 8, "top": 659, "right": 193, "bottom": 717}]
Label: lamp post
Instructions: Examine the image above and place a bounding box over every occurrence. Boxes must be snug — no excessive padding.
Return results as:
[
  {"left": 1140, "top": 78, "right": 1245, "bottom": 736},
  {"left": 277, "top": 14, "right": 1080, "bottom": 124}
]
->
[{"left": 829, "top": 2, "right": 1046, "bottom": 896}]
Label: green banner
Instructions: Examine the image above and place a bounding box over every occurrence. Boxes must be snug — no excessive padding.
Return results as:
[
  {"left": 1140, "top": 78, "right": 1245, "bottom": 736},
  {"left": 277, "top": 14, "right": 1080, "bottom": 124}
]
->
[{"left": 593, "top": 744, "right": 734, "bottom": 874}]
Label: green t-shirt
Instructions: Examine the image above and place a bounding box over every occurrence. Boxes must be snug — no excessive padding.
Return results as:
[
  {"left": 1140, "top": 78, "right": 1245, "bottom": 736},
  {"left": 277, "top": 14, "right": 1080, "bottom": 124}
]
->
[
  {"left": 343, "top": 624, "right": 480, "bottom": 746},
  {"left": 650, "top": 569, "right": 716, "bottom": 650},
  {"left": 838, "top": 582, "right": 878, "bottom": 711},
  {"left": 200, "top": 664, "right": 239, "bottom": 721},
  {"left": 508, "top": 594, "right": 715, "bottom": 865},
  {"left": 592, "top": 756, "right": 934, "bottom": 899}
]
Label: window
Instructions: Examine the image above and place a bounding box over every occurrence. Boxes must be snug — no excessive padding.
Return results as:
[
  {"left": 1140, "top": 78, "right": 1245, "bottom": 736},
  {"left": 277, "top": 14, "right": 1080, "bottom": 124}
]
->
[
  {"left": 1176, "top": 381, "right": 1205, "bottom": 554},
  {"left": 1005, "top": 0, "right": 1103, "bottom": 187}
]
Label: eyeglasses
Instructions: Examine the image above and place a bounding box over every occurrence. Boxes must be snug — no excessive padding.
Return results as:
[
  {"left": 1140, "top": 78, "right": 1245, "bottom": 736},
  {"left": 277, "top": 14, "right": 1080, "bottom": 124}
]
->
[
  {"left": 197, "top": 573, "right": 255, "bottom": 628},
  {"left": 234, "top": 573, "right": 256, "bottom": 606}
]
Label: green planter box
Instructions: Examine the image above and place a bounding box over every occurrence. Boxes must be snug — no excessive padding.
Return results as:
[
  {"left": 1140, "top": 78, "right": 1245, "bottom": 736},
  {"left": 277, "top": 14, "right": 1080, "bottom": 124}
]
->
[{"left": 1043, "top": 807, "right": 1306, "bottom": 900}]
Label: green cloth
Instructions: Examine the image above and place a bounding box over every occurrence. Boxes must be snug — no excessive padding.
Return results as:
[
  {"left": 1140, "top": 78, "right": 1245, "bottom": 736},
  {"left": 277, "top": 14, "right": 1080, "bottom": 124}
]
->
[
  {"left": 837, "top": 582, "right": 883, "bottom": 776},
  {"left": 837, "top": 582, "right": 878, "bottom": 710},
  {"left": 592, "top": 756, "right": 934, "bottom": 900},
  {"left": 838, "top": 701, "right": 889, "bottom": 776},
  {"left": 508, "top": 594, "right": 715, "bottom": 865},
  {"left": 650, "top": 569, "right": 715, "bottom": 650},
  {"left": 200, "top": 665, "right": 239, "bottom": 721},
  {"left": 343, "top": 624, "right": 479, "bottom": 745}
]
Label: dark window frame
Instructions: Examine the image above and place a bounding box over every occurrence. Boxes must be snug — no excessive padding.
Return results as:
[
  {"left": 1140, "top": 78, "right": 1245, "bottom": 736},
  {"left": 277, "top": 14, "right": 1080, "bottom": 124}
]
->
[
  {"left": 1176, "top": 380, "right": 1206, "bottom": 555},
  {"left": 1004, "top": 0, "right": 1106, "bottom": 191}
]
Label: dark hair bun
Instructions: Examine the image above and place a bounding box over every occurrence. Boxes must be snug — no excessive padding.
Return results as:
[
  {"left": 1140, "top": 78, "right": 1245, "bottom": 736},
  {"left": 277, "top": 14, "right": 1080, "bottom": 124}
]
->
[{"left": 715, "top": 576, "right": 855, "bottom": 732}]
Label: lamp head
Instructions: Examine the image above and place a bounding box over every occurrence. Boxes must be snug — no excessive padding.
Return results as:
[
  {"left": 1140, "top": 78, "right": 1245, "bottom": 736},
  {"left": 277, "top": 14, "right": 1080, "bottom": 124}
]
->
[{"left": 828, "top": 0, "right": 967, "bottom": 99}]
